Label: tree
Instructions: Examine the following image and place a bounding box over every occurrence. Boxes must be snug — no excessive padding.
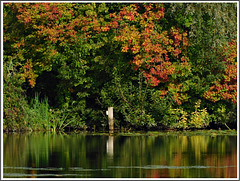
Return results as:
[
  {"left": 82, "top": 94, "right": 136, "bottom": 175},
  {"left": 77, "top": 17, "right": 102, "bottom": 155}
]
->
[{"left": 3, "top": 2, "right": 237, "bottom": 131}]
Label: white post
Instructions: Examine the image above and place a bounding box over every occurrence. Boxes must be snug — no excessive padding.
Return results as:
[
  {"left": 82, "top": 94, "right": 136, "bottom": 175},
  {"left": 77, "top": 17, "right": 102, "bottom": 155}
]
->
[{"left": 108, "top": 107, "right": 114, "bottom": 132}]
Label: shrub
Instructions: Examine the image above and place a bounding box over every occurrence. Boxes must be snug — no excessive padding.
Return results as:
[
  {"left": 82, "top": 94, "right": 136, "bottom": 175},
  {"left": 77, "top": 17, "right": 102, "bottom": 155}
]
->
[
  {"left": 162, "top": 100, "right": 210, "bottom": 129},
  {"left": 189, "top": 100, "right": 210, "bottom": 128},
  {"left": 163, "top": 107, "right": 188, "bottom": 129},
  {"left": 3, "top": 66, "right": 30, "bottom": 131}
]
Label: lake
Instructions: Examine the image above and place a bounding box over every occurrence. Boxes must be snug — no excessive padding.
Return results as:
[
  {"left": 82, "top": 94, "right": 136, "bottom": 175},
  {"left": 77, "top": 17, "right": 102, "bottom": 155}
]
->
[{"left": 3, "top": 131, "right": 237, "bottom": 178}]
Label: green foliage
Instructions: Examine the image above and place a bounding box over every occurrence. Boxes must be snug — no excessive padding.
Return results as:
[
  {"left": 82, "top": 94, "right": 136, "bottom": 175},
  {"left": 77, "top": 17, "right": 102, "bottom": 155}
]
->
[
  {"left": 149, "top": 90, "right": 174, "bottom": 126},
  {"left": 26, "top": 93, "right": 49, "bottom": 130},
  {"left": 3, "top": 65, "right": 29, "bottom": 131},
  {"left": 164, "top": 3, "right": 237, "bottom": 127},
  {"left": 210, "top": 102, "right": 237, "bottom": 128},
  {"left": 162, "top": 100, "right": 210, "bottom": 129},
  {"left": 166, "top": 108, "right": 189, "bottom": 129},
  {"left": 98, "top": 68, "right": 157, "bottom": 129},
  {"left": 3, "top": 3, "right": 237, "bottom": 131},
  {"left": 48, "top": 109, "right": 76, "bottom": 132},
  {"left": 26, "top": 94, "right": 86, "bottom": 131},
  {"left": 189, "top": 100, "right": 210, "bottom": 128}
]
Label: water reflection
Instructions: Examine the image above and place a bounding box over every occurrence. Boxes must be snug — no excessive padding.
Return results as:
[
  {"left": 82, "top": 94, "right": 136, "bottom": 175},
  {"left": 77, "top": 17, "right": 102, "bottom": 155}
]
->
[
  {"left": 106, "top": 136, "right": 114, "bottom": 157},
  {"left": 3, "top": 132, "right": 237, "bottom": 178}
]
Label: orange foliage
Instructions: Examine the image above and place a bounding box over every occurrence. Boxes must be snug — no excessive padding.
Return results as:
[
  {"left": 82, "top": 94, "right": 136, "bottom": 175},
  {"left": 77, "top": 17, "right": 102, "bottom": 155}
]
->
[{"left": 204, "top": 40, "right": 237, "bottom": 104}]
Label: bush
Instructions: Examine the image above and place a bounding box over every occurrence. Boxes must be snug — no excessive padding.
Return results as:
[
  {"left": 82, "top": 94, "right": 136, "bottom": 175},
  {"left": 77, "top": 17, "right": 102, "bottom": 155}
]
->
[
  {"left": 3, "top": 66, "right": 30, "bottom": 131},
  {"left": 165, "top": 108, "right": 189, "bottom": 129},
  {"left": 161, "top": 100, "right": 210, "bottom": 129},
  {"left": 189, "top": 100, "right": 210, "bottom": 128},
  {"left": 209, "top": 102, "right": 237, "bottom": 129}
]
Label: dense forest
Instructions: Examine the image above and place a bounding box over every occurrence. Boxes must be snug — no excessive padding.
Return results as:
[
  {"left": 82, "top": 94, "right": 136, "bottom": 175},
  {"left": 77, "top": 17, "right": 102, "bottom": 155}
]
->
[{"left": 3, "top": 2, "right": 237, "bottom": 132}]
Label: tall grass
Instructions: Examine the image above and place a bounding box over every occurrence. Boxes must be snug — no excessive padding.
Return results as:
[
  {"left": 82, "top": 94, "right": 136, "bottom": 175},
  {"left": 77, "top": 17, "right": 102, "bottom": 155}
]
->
[
  {"left": 26, "top": 93, "right": 50, "bottom": 131},
  {"left": 26, "top": 93, "right": 74, "bottom": 132}
]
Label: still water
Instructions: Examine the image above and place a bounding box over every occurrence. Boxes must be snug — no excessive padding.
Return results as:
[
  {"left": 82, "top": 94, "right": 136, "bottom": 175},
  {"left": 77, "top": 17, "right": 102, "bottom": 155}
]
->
[{"left": 3, "top": 132, "right": 237, "bottom": 178}]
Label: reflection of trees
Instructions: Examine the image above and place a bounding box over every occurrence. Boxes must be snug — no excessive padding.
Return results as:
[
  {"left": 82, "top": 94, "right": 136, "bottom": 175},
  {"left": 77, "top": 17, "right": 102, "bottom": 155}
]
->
[
  {"left": 111, "top": 135, "right": 237, "bottom": 178},
  {"left": 3, "top": 133, "right": 237, "bottom": 178},
  {"left": 4, "top": 133, "right": 110, "bottom": 177},
  {"left": 204, "top": 136, "right": 237, "bottom": 178}
]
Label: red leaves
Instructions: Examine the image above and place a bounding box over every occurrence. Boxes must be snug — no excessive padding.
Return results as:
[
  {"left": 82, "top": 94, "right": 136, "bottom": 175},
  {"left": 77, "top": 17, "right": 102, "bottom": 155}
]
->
[
  {"left": 181, "top": 56, "right": 188, "bottom": 62},
  {"left": 122, "top": 46, "right": 129, "bottom": 52},
  {"left": 109, "top": 21, "right": 119, "bottom": 29},
  {"left": 22, "top": 60, "right": 37, "bottom": 88},
  {"left": 143, "top": 72, "right": 160, "bottom": 87},
  {"left": 204, "top": 40, "right": 237, "bottom": 104},
  {"left": 168, "top": 83, "right": 187, "bottom": 105},
  {"left": 9, "top": 3, "right": 80, "bottom": 46},
  {"left": 5, "top": 2, "right": 190, "bottom": 96},
  {"left": 159, "top": 90, "right": 167, "bottom": 98},
  {"left": 173, "top": 48, "right": 182, "bottom": 57},
  {"left": 101, "top": 26, "right": 110, "bottom": 32},
  {"left": 108, "top": 3, "right": 190, "bottom": 107}
]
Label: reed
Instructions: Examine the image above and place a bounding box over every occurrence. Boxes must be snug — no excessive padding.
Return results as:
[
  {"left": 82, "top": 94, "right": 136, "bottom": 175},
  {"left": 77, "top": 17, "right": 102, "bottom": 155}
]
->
[
  {"left": 27, "top": 93, "right": 50, "bottom": 131},
  {"left": 27, "top": 93, "right": 74, "bottom": 132}
]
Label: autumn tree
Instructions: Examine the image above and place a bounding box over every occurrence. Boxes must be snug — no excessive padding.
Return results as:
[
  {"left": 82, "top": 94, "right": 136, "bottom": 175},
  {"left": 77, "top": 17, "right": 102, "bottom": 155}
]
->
[{"left": 3, "top": 2, "right": 237, "bottom": 131}]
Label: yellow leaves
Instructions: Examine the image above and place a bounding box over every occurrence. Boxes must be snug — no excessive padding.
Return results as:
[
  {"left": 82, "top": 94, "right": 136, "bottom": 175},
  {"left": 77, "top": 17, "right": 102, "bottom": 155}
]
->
[
  {"left": 194, "top": 99, "right": 201, "bottom": 110},
  {"left": 131, "top": 45, "right": 140, "bottom": 54},
  {"left": 111, "top": 4, "right": 190, "bottom": 90},
  {"left": 170, "top": 108, "right": 188, "bottom": 129},
  {"left": 21, "top": 60, "right": 38, "bottom": 88},
  {"left": 133, "top": 55, "right": 142, "bottom": 66},
  {"left": 189, "top": 100, "right": 210, "bottom": 128},
  {"left": 162, "top": 37, "right": 169, "bottom": 45},
  {"left": 122, "top": 45, "right": 129, "bottom": 52},
  {"left": 168, "top": 83, "right": 190, "bottom": 105},
  {"left": 49, "top": 49, "right": 58, "bottom": 56},
  {"left": 180, "top": 56, "right": 188, "bottom": 62},
  {"left": 204, "top": 41, "right": 237, "bottom": 104},
  {"left": 169, "top": 101, "right": 209, "bottom": 129},
  {"left": 159, "top": 90, "right": 167, "bottom": 98},
  {"left": 101, "top": 26, "right": 110, "bottom": 32},
  {"left": 85, "top": 9, "right": 97, "bottom": 17},
  {"left": 183, "top": 37, "right": 189, "bottom": 46}
]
